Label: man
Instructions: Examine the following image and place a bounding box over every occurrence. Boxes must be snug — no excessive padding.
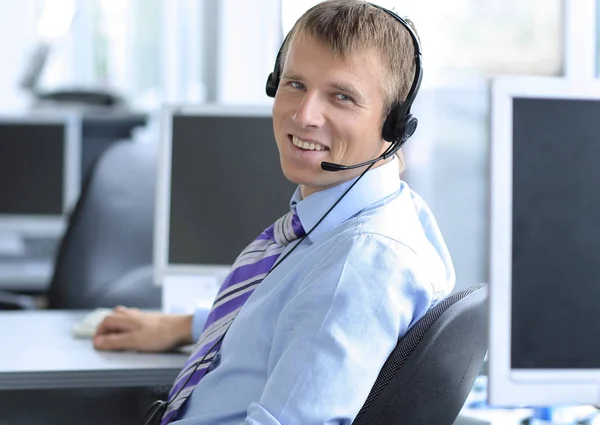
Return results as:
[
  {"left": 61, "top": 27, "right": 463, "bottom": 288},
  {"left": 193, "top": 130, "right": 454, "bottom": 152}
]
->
[{"left": 94, "top": 1, "right": 455, "bottom": 423}]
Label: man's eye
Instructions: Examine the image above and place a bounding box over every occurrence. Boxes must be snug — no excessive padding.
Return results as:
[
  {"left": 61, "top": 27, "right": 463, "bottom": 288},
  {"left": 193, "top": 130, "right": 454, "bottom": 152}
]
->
[
  {"left": 335, "top": 93, "right": 353, "bottom": 102},
  {"left": 290, "top": 81, "right": 305, "bottom": 90}
]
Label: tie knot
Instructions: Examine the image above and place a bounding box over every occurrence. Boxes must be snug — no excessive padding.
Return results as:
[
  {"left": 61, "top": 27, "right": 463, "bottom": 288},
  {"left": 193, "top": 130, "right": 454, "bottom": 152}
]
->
[{"left": 271, "top": 211, "right": 306, "bottom": 246}]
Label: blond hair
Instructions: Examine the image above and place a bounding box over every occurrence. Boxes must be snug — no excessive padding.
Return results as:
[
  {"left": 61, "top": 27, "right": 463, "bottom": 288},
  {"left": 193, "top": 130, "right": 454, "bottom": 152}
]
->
[
  {"left": 280, "top": 0, "right": 418, "bottom": 112},
  {"left": 279, "top": 0, "right": 418, "bottom": 174}
]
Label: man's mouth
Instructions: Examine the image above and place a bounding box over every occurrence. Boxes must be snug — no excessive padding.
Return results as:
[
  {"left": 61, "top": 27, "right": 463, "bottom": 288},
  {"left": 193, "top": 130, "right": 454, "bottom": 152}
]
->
[{"left": 290, "top": 135, "right": 329, "bottom": 152}]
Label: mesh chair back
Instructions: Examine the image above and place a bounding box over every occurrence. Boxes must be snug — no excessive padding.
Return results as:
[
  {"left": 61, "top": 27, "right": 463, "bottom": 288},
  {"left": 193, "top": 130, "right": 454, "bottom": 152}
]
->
[{"left": 353, "top": 284, "right": 488, "bottom": 425}]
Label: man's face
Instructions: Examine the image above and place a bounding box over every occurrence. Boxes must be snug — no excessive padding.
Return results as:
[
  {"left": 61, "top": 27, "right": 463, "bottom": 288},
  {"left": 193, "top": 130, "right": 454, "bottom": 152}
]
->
[{"left": 272, "top": 34, "right": 390, "bottom": 198}]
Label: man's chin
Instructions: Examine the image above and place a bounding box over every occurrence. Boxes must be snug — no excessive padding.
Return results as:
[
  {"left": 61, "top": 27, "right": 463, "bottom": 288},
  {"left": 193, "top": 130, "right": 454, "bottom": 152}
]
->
[
  {"left": 281, "top": 164, "right": 352, "bottom": 196},
  {"left": 293, "top": 177, "right": 341, "bottom": 198},
  {"left": 282, "top": 169, "right": 321, "bottom": 187}
]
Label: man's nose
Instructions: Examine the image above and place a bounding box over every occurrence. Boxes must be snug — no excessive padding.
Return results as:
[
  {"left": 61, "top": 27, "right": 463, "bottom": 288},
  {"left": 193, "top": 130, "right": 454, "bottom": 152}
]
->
[{"left": 292, "top": 92, "right": 325, "bottom": 128}]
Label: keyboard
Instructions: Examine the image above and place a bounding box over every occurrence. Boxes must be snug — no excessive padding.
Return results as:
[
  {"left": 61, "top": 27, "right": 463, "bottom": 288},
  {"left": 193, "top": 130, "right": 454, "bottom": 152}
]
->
[
  {"left": 0, "top": 235, "right": 59, "bottom": 261},
  {"left": 21, "top": 236, "right": 60, "bottom": 260},
  {"left": 0, "top": 235, "right": 60, "bottom": 290}
]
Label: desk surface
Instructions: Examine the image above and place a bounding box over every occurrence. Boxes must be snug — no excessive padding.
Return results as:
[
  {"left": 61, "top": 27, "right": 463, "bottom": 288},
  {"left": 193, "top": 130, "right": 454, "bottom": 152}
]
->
[{"left": 0, "top": 310, "right": 187, "bottom": 390}]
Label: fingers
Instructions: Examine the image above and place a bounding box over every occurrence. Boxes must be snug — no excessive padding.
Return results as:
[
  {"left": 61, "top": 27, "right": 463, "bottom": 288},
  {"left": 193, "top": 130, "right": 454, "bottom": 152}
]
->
[
  {"left": 113, "top": 305, "right": 128, "bottom": 314},
  {"left": 92, "top": 310, "right": 177, "bottom": 353},
  {"left": 113, "top": 305, "right": 139, "bottom": 315},
  {"left": 94, "top": 312, "right": 140, "bottom": 336},
  {"left": 92, "top": 309, "right": 156, "bottom": 352},
  {"left": 94, "top": 331, "right": 140, "bottom": 351}
]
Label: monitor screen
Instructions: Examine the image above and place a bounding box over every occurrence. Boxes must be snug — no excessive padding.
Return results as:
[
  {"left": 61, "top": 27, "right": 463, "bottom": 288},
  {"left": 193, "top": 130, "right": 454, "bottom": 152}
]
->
[
  {"left": 510, "top": 97, "right": 600, "bottom": 370},
  {"left": 168, "top": 113, "right": 296, "bottom": 266},
  {"left": 0, "top": 122, "right": 66, "bottom": 215}
]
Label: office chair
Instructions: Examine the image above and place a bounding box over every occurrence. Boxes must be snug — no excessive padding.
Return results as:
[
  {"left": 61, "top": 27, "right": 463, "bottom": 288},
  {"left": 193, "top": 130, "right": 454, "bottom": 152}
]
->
[
  {"left": 0, "top": 140, "right": 161, "bottom": 310},
  {"left": 352, "top": 284, "right": 488, "bottom": 425},
  {"left": 133, "top": 284, "right": 488, "bottom": 424},
  {"left": 48, "top": 140, "right": 161, "bottom": 309}
]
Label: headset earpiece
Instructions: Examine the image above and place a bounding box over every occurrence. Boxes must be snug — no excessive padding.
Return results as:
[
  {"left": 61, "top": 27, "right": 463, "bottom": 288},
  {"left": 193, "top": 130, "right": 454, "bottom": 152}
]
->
[
  {"left": 382, "top": 105, "right": 399, "bottom": 143},
  {"left": 402, "top": 114, "right": 418, "bottom": 141},
  {"left": 382, "top": 101, "right": 419, "bottom": 144},
  {"left": 266, "top": 33, "right": 287, "bottom": 98},
  {"left": 265, "top": 72, "right": 278, "bottom": 98},
  {"left": 381, "top": 102, "right": 414, "bottom": 142}
]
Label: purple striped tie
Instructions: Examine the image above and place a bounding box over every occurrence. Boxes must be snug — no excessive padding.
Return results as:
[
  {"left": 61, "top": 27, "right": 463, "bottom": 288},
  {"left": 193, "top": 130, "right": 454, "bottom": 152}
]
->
[{"left": 161, "top": 211, "right": 305, "bottom": 424}]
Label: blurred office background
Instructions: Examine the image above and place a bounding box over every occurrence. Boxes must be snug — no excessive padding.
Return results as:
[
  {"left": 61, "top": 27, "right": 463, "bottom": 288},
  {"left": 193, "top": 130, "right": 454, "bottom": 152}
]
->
[
  {"left": 0, "top": 0, "right": 594, "bottom": 296},
  {"left": 1, "top": 2, "right": 599, "bottom": 424}
]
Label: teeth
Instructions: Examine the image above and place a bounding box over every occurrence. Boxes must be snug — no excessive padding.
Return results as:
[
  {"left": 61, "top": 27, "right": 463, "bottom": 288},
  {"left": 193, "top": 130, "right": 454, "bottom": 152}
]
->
[{"left": 292, "top": 136, "right": 327, "bottom": 151}]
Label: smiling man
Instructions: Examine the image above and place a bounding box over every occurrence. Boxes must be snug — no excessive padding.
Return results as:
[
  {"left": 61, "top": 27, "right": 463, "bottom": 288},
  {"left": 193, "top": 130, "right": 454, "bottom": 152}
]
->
[
  {"left": 94, "top": 2, "right": 455, "bottom": 424},
  {"left": 273, "top": 32, "right": 393, "bottom": 197}
]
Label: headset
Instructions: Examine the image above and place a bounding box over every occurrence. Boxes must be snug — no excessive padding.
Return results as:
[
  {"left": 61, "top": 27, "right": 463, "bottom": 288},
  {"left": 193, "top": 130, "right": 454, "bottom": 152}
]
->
[{"left": 265, "top": 3, "right": 423, "bottom": 172}]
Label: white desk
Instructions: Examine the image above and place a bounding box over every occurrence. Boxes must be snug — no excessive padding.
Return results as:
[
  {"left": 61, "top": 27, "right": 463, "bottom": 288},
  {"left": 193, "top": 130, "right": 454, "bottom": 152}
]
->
[
  {"left": 0, "top": 311, "right": 498, "bottom": 425},
  {"left": 0, "top": 310, "right": 187, "bottom": 390}
]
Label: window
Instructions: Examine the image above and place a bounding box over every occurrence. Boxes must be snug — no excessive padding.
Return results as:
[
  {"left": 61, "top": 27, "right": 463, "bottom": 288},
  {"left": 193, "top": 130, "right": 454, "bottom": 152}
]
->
[
  {"left": 283, "top": 0, "right": 563, "bottom": 78},
  {"left": 89, "top": 0, "right": 163, "bottom": 103},
  {"left": 36, "top": 0, "right": 162, "bottom": 106}
]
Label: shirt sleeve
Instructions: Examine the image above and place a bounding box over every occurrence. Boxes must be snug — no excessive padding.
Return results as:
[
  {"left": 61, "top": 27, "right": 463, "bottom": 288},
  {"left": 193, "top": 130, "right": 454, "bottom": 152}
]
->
[
  {"left": 241, "top": 232, "right": 435, "bottom": 425},
  {"left": 191, "top": 307, "right": 211, "bottom": 342}
]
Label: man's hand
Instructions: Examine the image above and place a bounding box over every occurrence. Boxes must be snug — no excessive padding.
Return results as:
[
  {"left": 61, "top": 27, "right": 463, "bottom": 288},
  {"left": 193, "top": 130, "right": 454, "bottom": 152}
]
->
[{"left": 93, "top": 306, "right": 194, "bottom": 352}]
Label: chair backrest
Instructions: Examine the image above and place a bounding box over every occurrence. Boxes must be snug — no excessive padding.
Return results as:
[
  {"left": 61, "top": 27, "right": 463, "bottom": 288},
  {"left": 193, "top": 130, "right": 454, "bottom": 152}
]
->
[
  {"left": 352, "top": 284, "right": 488, "bottom": 425},
  {"left": 47, "top": 141, "right": 161, "bottom": 309}
]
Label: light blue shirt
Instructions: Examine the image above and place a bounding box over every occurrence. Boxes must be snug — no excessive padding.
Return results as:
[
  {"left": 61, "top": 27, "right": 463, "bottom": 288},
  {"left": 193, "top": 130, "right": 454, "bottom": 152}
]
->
[{"left": 176, "top": 157, "right": 455, "bottom": 424}]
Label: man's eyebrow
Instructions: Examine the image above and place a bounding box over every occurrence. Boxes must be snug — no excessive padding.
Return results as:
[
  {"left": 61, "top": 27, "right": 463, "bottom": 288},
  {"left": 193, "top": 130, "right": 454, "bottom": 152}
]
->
[
  {"left": 331, "top": 82, "right": 364, "bottom": 100},
  {"left": 280, "top": 73, "right": 304, "bottom": 81}
]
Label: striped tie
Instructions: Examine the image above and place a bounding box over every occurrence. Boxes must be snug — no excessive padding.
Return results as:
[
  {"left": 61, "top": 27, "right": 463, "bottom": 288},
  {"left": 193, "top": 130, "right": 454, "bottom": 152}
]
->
[{"left": 161, "top": 210, "right": 305, "bottom": 424}]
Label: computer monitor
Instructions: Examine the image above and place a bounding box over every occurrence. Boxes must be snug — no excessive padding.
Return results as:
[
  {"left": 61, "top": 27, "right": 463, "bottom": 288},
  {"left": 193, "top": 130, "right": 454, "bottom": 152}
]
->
[
  {"left": 488, "top": 77, "right": 600, "bottom": 406},
  {"left": 0, "top": 115, "right": 81, "bottom": 236},
  {"left": 0, "top": 115, "right": 81, "bottom": 290},
  {"left": 154, "top": 104, "right": 296, "bottom": 287}
]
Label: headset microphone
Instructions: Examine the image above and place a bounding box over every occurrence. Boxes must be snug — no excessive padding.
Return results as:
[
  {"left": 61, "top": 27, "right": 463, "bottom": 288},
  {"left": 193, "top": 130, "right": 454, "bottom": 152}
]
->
[
  {"left": 320, "top": 157, "right": 384, "bottom": 172},
  {"left": 320, "top": 140, "right": 404, "bottom": 172},
  {"left": 320, "top": 108, "right": 418, "bottom": 172}
]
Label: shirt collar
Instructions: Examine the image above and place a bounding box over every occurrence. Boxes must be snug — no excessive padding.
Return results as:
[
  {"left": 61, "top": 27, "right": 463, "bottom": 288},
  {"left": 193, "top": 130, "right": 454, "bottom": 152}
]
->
[{"left": 290, "top": 156, "right": 401, "bottom": 243}]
